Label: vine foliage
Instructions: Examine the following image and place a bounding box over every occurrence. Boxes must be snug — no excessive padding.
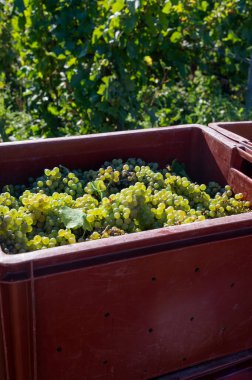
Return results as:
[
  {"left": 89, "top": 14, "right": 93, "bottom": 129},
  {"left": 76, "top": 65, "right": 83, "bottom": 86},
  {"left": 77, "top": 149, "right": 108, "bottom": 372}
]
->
[{"left": 0, "top": 0, "right": 252, "bottom": 139}]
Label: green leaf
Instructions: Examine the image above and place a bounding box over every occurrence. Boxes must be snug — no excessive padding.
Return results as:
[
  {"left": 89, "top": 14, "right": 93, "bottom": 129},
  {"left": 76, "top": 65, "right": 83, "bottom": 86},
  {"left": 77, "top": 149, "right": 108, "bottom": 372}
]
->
[
  {"left": 65, "top": 57, "right": 77, "bottom": 68},
  {"left": 92, "top": 26, "right": 104, "bottom": 44},
  {"left": 57, "top": 54, "right": 66, "bottom": 60},
  {"left": 47, "top": 104, "right": 59, "bottom": 116},
  {"left": 162, "top": 1, "right": 172, "bottom": 14},
  {"left": 90, "top": 180, "right": 107, "bottom": 199},
  {"left": 171, "top": 160, "right": 190, "bottom": 179},
  {"left": 58, "top": 206, "right": 92, "bottom": 231},
  {"left": 112, "top": 0, "right": 125, "bottom": 13},
  {"left": 223, "top": 31, "right": 241, "bottom": 43},
  {"left": 78, "top": 43, "right": 89, "bottom": 58},
  {"left": 170, "top": 31, "right": 182, "bottom": 43},
  {"left": 126, "top": 0, "right": 140, "bottom": 13},
  {"left": 14, "top": 0, "right": 25, "bottom": 12},
  {"left": 201, "top": 1, "right": 208, "bottom": 11}
]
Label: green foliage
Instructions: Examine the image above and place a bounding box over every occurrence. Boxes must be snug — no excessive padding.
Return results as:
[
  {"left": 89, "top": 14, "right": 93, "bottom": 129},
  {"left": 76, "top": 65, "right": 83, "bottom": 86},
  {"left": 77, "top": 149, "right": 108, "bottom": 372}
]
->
[
  {"left": 0, "top": 0, "right": 252, "bottom": 139},
  {"left": 0, "top": 87, "right": 47, "bottom": 142}
]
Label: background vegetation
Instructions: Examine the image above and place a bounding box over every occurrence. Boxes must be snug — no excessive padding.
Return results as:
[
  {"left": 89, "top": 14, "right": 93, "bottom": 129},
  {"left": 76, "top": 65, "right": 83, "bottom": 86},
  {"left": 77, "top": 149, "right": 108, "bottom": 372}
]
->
[{"left": 0, "top": 0, "right": 252, "bottom": 141}]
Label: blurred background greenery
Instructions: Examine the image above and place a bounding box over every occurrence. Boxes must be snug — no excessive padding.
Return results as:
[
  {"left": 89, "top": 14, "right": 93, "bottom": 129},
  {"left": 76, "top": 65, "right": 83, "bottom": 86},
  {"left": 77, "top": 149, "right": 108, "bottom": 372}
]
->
[{"left": 0, "top": 0, "right": 252, "bottom": 141}]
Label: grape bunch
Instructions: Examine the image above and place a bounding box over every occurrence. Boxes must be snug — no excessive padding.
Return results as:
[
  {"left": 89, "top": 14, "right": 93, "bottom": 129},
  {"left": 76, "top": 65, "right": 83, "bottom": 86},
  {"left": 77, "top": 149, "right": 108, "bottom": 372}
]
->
[{"left": 0, "top": 158, "right": 250, "bottom": 254}]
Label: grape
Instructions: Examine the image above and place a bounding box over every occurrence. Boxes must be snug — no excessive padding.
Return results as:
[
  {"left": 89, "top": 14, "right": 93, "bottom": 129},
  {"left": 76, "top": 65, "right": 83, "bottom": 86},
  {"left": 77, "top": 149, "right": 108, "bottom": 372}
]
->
[{"left": 0, "top": 159, "right": 250, "bottom": 254}]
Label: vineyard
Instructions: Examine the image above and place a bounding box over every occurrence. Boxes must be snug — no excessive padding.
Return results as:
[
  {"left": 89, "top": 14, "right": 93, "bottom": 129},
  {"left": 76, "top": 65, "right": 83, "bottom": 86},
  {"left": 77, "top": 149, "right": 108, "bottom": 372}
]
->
[
  {"left": 0, "top": 0, "right": 252, "bottom": 140},
  {"left": 0, "top": 4, "right": 252, "bottom": 375}
]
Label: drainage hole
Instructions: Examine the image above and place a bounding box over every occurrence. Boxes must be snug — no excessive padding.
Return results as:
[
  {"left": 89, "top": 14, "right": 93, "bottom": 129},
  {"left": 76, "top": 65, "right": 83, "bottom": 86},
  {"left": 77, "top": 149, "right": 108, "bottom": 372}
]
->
[
  {"left": 190, "top": 316, "right": 194, "bottom": 321},
  {"left": 151, "top": 276, "right": 157, "bottom": 282},
  {"left": 103, "top": 360, "right": 108, "bottom": 365},
  {"left": 56, "top": 346, "right": 62, "bottom": 352},
  {"left": 230, "top": 283, "right": 235, "bottom": 288},
  {"left": 148, "top": 328, "right": 153, "bottom": 333},
  {"left": 194, "top": 267, "right": 200, "bottom": 273},
  {"left": 182, "top": 357, "right": 187, "bottom": 362},
  {"left": 104, "top": 312, "right": 110, "bottom": 318}
]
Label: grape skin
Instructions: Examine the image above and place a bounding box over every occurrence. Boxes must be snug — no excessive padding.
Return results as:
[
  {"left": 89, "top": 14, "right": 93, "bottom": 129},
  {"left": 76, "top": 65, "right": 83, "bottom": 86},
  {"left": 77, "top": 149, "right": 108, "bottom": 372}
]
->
[{"left": 0, "top": 158, "right": 250, "bottom": 254}]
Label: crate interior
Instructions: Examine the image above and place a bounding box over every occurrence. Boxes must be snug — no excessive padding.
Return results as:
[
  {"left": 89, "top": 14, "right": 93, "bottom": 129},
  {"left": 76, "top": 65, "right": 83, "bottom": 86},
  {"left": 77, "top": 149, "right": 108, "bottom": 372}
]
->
[{"left": 0, "top": 126, "right": 239, "bottom": 189}]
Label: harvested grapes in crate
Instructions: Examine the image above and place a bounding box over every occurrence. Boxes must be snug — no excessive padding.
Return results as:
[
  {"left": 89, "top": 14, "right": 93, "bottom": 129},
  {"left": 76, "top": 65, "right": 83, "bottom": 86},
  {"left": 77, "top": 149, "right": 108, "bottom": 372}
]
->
[{"left": 0, "top": 158, "right": 250, "bottom": 254}]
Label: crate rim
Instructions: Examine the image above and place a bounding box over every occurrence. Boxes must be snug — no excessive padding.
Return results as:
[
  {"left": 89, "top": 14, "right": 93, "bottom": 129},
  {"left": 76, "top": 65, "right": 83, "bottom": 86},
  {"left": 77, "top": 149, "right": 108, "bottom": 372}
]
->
[
  {"left": 0, "top": 124, "right": 251, "bottom": 271},
  {"left": 0, "top": 123, "right": 239, "bottom": 148},
  {"left": 0, "top": 212, "right": 251, "bottom": 268}
]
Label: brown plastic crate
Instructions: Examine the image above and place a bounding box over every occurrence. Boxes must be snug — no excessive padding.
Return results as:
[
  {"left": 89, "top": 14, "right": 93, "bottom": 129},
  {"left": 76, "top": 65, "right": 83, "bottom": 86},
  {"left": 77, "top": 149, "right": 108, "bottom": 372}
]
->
[
  {"left": 0, "top": 125, "right": 252, "bottom": 380},
  {"left": 155, "top": 349, "right": 252, "bottom": 379},
  {"left": 209, "top": 121, "right": 252, "bottom": 152}
]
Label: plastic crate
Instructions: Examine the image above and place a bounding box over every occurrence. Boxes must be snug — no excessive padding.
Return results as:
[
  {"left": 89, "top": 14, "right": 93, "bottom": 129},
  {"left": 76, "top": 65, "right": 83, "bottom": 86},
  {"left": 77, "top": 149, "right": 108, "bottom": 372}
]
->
[
  {"left": 155, "top": 348, "right": 252, "bottom": 379},
  {"left": 208, "top": 121, "right": 252, "bottom": 152},
  {"left": 0, "top": 125, "right": 252, "bottom": 380}
]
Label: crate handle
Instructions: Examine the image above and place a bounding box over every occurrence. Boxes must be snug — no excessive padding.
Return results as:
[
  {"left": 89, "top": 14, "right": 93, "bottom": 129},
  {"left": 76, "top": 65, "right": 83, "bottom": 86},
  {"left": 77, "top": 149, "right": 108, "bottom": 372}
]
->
[
  {"left": 208, "top": 123, "right": 250, "bottom": 145},
  {"left": 237, "top": 146, "right": 252, "bottom": 164}
]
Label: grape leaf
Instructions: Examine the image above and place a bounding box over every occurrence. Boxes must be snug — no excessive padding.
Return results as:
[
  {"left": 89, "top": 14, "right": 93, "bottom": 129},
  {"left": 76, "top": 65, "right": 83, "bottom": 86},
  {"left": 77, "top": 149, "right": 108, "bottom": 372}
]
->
[
  {"left": 58, "top": 206, "right": 92, "bottom": 231},
  {"left": 171, "top": 160, "right": 190, "bottom": 179},
  {"left": 162, "top": 1, "right": 172, "bottom": 14},
  {"left": 170, "top": 31, "right": 182, "bottom": 43},
  {"left": 90, "top": 180, "right": 106, "bottom": 200}
]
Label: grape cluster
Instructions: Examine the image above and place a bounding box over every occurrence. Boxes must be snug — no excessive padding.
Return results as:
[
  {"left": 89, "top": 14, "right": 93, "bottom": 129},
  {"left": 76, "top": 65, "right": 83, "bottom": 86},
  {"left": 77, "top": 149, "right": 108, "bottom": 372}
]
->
[{"left": 0, "top": 158, "right": 250, "bottom": 254}]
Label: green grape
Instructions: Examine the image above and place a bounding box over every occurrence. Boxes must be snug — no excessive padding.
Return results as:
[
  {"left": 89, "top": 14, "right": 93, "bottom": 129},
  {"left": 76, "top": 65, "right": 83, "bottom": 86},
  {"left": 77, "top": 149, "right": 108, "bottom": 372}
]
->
[{"left": 0, "top": 159, "right": 250, "bottom": 254}]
